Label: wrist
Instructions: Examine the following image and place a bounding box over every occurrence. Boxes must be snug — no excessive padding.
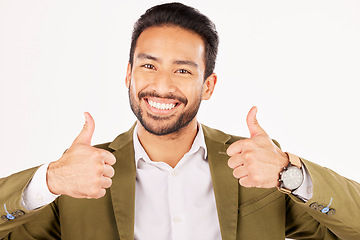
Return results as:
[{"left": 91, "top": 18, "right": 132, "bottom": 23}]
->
[
  {"left": 46, "top": 161, "right": 61, "bottom": 195},
  {"left": 276, "top": 151, "right": 289, "bottom": 181},
  {"left": 280, "top": 151, "right": 290, "bottom": 169}
]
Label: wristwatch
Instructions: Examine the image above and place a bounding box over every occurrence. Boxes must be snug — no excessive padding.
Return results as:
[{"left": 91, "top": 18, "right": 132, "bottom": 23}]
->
[{"left": 278, "top": 152, "right": 304, "bottom": 194}]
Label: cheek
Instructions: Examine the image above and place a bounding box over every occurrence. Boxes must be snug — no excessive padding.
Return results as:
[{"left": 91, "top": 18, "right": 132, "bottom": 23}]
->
[
  {"left": 129, "top": 74, "right": 144, "bottom": 93},
  {"left": 128, "top": 80, "right": 142, "bottom": 102},
  {"left": 131, "top": 71, "right": 152, "bottom": 91},
  {"left": 188, "top": 82, "right": 204, "bottom": 98},
  {"left": 129, "top": 84, "right": 137, "bottom": 97}
]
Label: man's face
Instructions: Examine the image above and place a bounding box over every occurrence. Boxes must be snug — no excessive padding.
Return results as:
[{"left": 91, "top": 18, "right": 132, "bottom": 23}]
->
[{"left": 126, "top": 25, "right": 216, "bottom": 136}]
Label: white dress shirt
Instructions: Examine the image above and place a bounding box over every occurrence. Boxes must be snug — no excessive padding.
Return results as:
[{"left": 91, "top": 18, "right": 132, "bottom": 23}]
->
[
  {"left": 133, "top": 124, "right": 221, "bottom": 240},
  {"left": 21, "top": 162, "right": 59, "bottom": 211}
]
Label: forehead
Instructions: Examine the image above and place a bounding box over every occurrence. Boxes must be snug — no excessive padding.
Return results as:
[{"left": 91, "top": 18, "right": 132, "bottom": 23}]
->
[{"left": 134, "top": 25, "right": 206, "bottom": 67}]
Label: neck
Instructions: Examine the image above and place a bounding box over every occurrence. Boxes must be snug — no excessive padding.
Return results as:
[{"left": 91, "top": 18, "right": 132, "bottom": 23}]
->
[{"left": 136, "top": 119, "right": 199, "bottom": 168}]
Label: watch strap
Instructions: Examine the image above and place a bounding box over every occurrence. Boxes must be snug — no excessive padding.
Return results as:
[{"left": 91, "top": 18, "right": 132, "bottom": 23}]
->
[
  {"left": 285, "top": 152, "right": 302, "bottom": 168},
  {"left": 278, "top": 185, "right": 292, "bottom": 194}
]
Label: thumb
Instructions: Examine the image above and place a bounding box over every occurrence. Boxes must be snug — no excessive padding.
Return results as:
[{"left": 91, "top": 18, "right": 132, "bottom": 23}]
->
[
  {"left": 73, "top": 112, "right": 95, "bottom": 145},
  {"left": 246, "top": 106, "right": 266, "bottom": 138}
]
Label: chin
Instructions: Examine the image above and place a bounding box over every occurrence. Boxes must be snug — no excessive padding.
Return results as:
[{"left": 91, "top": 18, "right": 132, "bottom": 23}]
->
[{"left": 140, "top": 115, "right": 194, "bottom": 136}]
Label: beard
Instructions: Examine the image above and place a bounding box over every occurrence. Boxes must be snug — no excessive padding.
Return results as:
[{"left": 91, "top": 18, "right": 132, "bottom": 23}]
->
[{"left": 129, "top": 88, "right": 202, "bottom": 136}]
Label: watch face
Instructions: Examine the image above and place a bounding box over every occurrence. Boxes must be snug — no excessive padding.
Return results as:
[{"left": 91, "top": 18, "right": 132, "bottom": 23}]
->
[{"left": 281, "top": 166, "right": 304, "bottom": 190}]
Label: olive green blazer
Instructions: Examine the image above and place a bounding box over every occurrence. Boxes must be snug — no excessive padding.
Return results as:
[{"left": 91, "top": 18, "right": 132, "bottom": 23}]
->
[{"left": 1, "top": 125, "right": 360, "bottom": 239}]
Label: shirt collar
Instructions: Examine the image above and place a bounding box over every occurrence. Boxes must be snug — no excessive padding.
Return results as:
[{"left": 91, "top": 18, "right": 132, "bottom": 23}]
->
[{"left": 133, "top": 123, "right": 208, "bottom": 168}]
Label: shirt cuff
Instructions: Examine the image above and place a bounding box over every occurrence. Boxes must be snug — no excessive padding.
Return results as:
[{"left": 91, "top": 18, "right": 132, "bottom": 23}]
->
[
  {"left": 21, "top": 163, "right": 60, "bottom": 211},
  {"left": 292, "top": 163, "right": 313, "bottom": 202}
]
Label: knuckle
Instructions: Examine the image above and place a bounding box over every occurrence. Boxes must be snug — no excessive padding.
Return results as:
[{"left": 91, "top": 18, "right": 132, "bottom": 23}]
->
[
  {"left": 243, "top": 139, "right": 253, "bottom": 148},
  {"left": 95, "top": 163, "right": 104, "bottom": 175},
  {"left": 242, "top": 151, "right": 253, "bottom": 162},
  {"left": 100, "top": 150, "right": 109, "bottom": 159},
  {"left": 95, "top": 177, "right": 102, "bottom": 187},
  {"left": 89, "top": 178, "right": 101, "bottom": 192},
  {"left": 93, "top": 149, "right": 103, "bottom": 159},
  {"left": 246, "top": 161, "right": 256, "bottom": 171},
  {"left": 251, "top": 174, "right": 259, "bottom": 183},
  {"left": 93, "top": 150, "right": 105, "bottom": 160}
]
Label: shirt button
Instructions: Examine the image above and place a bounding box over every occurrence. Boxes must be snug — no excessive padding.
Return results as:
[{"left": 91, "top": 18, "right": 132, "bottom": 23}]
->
[
  {"left": 173, "top": 217, "right": 182, "bottom": 223},
  {"left": 171, "top": 171, "right": 178, "bottom": 177}
]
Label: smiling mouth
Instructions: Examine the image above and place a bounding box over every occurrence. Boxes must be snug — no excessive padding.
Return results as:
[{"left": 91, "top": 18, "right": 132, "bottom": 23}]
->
[
  {"left": 148, "top": 100, "right": 176, "bottom": 110},
  {"left": 144, "top": 98, "right": 181, "bottom": 114}
]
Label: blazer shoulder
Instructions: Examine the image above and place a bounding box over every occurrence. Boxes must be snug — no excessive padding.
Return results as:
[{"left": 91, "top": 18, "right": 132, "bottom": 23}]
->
[
  {"left": 201, "top": 124, "right": 246, "bottom": 145},
  {"left": 93, "top": 123, "right": 137, "bottom": 152},
  {"left": 201, "top": 124, "right": 281, "bottom": 148},
  {"left": 93, "top": 142, "right": 113, "bottom": 152}
]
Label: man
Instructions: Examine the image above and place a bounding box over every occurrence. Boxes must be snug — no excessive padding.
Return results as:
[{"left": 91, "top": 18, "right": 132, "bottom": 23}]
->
[{"left": 0, "top": 2, "right": 359, "bottom": 239}]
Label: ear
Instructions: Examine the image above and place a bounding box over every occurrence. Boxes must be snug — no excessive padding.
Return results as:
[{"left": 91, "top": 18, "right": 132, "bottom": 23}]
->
[
  {"left": 202, "top": 73, "right": 217, "bottom": 100},
  {"left": 125, "top": 62, "right": 132, "bottom": 89}
]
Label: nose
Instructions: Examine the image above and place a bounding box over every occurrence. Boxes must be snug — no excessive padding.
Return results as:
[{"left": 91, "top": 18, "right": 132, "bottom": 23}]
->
[{"left": 150, "top": 71, "right": 177, "bottom": 95}]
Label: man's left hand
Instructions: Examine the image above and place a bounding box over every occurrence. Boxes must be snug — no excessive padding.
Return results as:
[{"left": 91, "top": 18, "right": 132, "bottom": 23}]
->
[{"left": 227, "top": 106, "right": 289, "bottom": 188}]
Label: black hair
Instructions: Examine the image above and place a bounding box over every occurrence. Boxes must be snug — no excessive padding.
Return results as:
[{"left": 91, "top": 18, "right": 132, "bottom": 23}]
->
[{"left": 129, "top": 2, "right": 219, "bottom": 79}]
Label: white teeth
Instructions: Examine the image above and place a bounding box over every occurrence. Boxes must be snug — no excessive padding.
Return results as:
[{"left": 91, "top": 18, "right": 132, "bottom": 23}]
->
[{"left": 148, "top": 100, "right": 176, "bottom": 110}]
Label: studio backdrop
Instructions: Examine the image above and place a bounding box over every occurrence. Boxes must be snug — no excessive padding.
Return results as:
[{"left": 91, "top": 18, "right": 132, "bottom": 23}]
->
[{"left": 1, "top": 0, "right": 359, "bottom": 186}]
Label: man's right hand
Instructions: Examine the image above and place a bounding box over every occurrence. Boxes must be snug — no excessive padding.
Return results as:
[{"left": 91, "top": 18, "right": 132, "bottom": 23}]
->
[{"left": 46, "top": 112, "right": 116, "bottom": 199}]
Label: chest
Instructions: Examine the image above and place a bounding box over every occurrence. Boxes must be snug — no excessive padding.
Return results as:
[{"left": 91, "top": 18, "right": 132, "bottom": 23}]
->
[{"left": 134, "top": 156, "right": 221, "bottom": 239}]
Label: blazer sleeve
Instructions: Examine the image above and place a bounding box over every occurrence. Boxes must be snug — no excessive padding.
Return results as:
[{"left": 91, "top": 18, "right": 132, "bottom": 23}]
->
[
  {"left": 0, "top": 167, "right": 60, "bottom": 239},
  {"left": 286, "top": 158, "right": 360, "bottom": 239}
]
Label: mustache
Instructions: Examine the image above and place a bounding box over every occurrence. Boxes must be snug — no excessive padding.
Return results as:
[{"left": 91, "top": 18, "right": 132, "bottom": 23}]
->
[{"left": 138, "top": 91, "right": 187, "bottom": 105}]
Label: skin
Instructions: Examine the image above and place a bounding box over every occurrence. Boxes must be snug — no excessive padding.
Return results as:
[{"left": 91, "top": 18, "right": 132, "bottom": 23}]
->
[
  {"left": 47, "top": 112, "right": 116, "bottom": 199},
  {"left": 46, "top": 25, "right": 289, "bottom": 199},
  {"left": 126, "top": 25, "right": 217, "bottom": 167},
  {"left": 227, "top": 106, "right": 289, "bottom": 188}
]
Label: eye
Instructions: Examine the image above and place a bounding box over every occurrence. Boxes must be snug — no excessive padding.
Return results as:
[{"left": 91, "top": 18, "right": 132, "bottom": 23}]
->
[
  {"left": 176, "top": 69, "right": 191, "bottom": 74},
  {"left": 142, "top": 64, "right": 155, "bottom": 70}
]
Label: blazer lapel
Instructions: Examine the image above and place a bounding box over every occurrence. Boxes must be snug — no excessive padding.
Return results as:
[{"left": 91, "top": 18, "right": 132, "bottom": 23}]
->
[
  {"left": 106, "top": 124, "right": 239, "bottom": 239},
  {"left": 109, "top": 125, "right": 136, "bottom": 240},
  {"left": 203, "top": 125, "right": 239, "bottom": 240}
]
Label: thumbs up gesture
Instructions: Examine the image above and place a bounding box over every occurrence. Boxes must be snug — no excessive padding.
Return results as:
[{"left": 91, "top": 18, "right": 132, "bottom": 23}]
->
[
  {"left": 46, "top": 113, "right": 116, "bottom": 199},
  {"left": 227, "top": 107, "right": 289, "bottom": 188}
]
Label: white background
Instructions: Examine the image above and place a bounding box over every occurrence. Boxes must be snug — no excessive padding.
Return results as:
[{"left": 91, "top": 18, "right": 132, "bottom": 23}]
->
[{"left": 1, "top": 0, "right": 359, "bottom": 187}]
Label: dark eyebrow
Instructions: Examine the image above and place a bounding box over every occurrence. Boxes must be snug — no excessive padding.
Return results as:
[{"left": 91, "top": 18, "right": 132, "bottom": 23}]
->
[
  {"left": 173, "top": 60, "right": 198, "bottom": 69},
  {"left": 137, "top": 53, "right": 159, "bottom": 62},
  {"left": 137, "top": 53, "right": 198, "bottom": 68}
]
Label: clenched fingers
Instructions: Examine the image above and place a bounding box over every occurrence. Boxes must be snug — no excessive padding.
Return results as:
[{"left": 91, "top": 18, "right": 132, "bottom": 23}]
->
[
  {"left": 103, "top": 150, "right": 116, "bottom": 165},
  {"left": 101, "top": 176, "right": 113, "bottom": 189},
  {"left": 103, "top": 164, "right": 115, "bottom": 178},
  {"left": 232, "top": 165, "right": 247, "bottom": 179},
  {"left": 227, "top": 154, "right": 244, "bottom": 169}
]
